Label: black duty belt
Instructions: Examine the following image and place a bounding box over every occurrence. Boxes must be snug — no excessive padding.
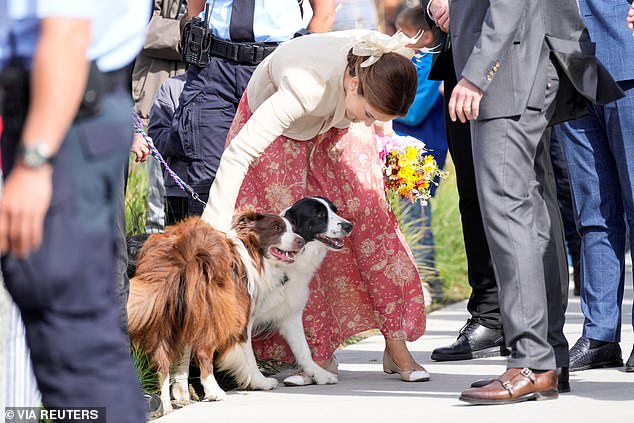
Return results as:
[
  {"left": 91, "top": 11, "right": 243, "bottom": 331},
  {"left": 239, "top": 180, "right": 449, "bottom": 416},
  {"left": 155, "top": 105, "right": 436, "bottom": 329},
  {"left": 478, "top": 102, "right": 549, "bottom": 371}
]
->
[{"left": 209, "top": 35, "right": 278, "bottom": 65}]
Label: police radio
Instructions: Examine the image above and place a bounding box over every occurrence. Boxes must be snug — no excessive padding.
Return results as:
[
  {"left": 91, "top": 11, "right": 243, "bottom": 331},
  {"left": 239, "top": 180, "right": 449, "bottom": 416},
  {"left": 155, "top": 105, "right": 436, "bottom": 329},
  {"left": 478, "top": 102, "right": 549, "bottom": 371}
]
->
[{"left": 181, "top": 4, "right": 212, "bottom": 67}]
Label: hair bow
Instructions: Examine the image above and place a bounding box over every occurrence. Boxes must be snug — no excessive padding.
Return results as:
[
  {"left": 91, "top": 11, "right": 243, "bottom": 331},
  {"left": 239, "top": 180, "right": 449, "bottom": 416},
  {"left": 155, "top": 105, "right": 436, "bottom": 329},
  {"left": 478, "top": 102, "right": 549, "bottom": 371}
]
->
[{"left": 352, "top": 31, "right": 434, "bottom": 68}]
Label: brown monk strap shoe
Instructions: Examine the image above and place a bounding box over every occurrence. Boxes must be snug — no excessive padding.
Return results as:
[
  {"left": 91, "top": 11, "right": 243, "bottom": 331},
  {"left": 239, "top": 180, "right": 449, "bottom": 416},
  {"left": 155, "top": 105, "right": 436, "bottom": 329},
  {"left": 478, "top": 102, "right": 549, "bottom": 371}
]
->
[
  {"left": 470, "top": 366, "right": 570, "bottom": 393},
  {"left": 460, "top": 368, "right": 559, "bottom": 405}
]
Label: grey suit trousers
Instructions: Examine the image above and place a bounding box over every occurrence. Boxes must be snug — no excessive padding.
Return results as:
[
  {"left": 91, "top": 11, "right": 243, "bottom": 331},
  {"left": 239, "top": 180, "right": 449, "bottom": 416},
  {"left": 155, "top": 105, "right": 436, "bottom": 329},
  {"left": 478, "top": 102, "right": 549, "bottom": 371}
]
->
[{"left": 471, "top": 59, "right": 569, "bottom": 370}]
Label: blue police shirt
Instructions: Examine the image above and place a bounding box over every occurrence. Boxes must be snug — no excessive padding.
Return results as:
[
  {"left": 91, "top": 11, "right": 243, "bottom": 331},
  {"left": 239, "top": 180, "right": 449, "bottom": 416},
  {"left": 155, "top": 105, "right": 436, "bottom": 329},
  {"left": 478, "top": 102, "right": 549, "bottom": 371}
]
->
[
  {"left": 0, "top": 0, "right": 150, "bottom": 72},
  {"left": 204, "top": 0, "right": 304, "bottom": 42}
]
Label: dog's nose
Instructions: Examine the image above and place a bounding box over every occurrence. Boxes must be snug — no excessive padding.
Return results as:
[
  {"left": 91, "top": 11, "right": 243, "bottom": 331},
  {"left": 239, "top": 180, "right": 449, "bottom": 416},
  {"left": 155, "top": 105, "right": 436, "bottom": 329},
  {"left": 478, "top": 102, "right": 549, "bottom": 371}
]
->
[
  {"left": 339, "top": 221, "right": 353, "bottom": 233},
  {"left": 294, "top": 236, "right": 305, "bottom": 249}
]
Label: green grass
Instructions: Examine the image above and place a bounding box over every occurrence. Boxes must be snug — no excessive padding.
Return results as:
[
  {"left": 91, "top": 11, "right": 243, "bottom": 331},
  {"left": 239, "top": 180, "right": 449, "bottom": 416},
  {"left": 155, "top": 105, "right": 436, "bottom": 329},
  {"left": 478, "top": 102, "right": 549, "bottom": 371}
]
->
[
  {"left": 126, "top": 160, "right": 150, "bottom": 236},
  {"left": 132, "top": 346, "right": 159, "bottom": 394}
]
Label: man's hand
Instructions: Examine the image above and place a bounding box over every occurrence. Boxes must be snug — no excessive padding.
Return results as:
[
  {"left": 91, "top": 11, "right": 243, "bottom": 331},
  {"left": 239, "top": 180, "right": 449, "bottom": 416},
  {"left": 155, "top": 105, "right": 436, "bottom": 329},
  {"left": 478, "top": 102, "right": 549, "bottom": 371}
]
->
[
  {"left": 448, "top": 78, "right": 484, "bottom": 123},
  {"left": 131, "top": 133, "right": 151, "bottom": 163},
  {"left": 627, "top": 2, "right": 634, "bottom": 30},
  {"left": 429, "top": 0, "right": 450, "bottom": 33},
  {"left": 0, "top": 165, "right": 53, "bottom": 257}
]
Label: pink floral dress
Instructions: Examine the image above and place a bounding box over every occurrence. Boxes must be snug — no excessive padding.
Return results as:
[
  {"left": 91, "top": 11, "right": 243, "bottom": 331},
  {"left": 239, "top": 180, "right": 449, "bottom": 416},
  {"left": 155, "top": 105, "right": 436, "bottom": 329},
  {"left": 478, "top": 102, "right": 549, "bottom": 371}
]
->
[{"left": 229, "top": 93, "right": 426, "bottom": 363}]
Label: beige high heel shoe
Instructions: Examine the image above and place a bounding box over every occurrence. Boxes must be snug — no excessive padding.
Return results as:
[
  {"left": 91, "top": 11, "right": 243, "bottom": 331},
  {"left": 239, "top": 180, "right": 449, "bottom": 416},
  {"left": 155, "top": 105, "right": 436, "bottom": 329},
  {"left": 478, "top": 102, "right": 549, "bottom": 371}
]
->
[{"left": 383, "top": 351, "right": 430, "bottom": 382}]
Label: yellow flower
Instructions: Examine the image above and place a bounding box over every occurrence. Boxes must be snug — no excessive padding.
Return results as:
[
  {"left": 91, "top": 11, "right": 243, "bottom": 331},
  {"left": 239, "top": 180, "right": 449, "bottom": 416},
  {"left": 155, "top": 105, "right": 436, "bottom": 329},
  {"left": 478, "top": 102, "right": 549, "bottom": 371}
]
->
[
  {"left": 405, "top": 145, "right": 419, "bottom": 160},
  {"left": 422, "top": 162, "right": 437, "bottom": 175}
]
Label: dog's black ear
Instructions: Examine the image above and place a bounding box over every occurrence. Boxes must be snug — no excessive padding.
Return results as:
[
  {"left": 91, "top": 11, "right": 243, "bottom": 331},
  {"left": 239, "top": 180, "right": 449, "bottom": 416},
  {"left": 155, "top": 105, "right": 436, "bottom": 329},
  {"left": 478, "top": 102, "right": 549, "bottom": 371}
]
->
[
  {"left": 313, "top": 196, "right": 337, "bottom": 212},
  {"left": 283, "top": 208, "right": 298, "bottom": 227}
]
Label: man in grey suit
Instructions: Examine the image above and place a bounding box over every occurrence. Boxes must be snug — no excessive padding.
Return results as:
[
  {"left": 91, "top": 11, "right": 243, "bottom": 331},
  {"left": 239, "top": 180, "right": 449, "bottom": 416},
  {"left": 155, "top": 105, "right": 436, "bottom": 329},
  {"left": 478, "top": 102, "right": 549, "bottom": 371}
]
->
[{"left": 446, "top": 0, "right": 623, "bottom": 404}]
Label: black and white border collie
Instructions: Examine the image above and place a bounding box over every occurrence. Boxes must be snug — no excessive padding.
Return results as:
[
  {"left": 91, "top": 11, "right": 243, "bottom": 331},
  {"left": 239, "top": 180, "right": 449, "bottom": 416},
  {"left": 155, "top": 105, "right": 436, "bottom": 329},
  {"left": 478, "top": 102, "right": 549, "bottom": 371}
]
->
[{"left": 251, "top": 196, "right": 353, "bottom": 384}]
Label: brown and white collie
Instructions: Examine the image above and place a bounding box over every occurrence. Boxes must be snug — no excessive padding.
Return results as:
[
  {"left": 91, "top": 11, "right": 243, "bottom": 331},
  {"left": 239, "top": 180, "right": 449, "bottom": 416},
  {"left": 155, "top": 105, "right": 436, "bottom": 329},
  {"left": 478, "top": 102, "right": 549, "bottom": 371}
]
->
[{"left": 127, "top": 210, "right": 304, "bottom": 413}]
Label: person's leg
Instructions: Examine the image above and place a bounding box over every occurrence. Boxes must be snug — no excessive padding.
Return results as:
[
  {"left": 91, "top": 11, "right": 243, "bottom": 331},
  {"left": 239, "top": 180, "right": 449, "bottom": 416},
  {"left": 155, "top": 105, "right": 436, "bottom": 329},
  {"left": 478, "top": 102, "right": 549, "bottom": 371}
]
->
[
  {"left": 607, "top": 81, "right": 634, "bottom": 338},
  {"left": 534, "top": 129, "right": 569, "bottom": 369},
  {"left": 442, "top": 66, "right": 501, "bottom": 330},
  {"left": 113, "top": 162, "right": 129, "bottom": 337},
  {"left": 170, "top": 59, "right": 255, "bottom": 219},
  {"left": 309, "top": 124, "right": 426, "bottom": 373},
  {"left": 145, "top": 157, "right": 166, "bottom": 233},
  {"left": 2, "top": 93, "right": 145, "bottom": 422},
  {"left": 556, "top": 108, "right": 626, "bottom": 344},
  {"left": 471, "top": 76, "right": 560, "bottom": 371},
  {"left": 549, "top": 130, "right": 582, "bottom": 295}
]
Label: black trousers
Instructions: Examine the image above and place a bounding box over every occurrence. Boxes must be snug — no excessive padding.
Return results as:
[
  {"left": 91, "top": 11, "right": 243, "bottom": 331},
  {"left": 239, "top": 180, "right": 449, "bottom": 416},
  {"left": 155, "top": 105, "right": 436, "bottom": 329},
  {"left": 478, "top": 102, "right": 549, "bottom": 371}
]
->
[
  {"left": 165, "top": 191, "right": 209, "bottom": 225},
  {"left": 443, "top": 59, "right": 502, "bottom": 329}
]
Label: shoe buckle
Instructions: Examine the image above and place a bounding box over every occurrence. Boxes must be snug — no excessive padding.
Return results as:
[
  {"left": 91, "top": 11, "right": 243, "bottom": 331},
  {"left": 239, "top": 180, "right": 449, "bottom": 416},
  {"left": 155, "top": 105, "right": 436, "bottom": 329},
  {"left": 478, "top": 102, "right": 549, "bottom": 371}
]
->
[
  {"left": 520, "top": 367, "right": 536, "bottom": 383},
  {"left": 502, "top": 381, "right": 514, "bottom": 396}
]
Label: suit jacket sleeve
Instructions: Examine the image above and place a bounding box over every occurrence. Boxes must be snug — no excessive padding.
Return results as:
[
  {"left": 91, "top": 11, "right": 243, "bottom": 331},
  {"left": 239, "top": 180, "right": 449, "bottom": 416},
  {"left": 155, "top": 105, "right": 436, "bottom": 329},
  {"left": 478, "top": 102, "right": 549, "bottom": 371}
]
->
[
  {"left": 142, "top": 0, "right": 182, "bottom": 61},
  {"left": 461, "top": 0, "right": 532, "bottom": 92}
]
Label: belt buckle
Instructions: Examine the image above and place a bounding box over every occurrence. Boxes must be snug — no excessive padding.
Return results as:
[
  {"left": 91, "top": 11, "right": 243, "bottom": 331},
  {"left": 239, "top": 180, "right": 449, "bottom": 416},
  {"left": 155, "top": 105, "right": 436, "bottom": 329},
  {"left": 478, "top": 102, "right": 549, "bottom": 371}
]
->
[{"left": 252, "top": 44, "right": 264, "bottom": 64}]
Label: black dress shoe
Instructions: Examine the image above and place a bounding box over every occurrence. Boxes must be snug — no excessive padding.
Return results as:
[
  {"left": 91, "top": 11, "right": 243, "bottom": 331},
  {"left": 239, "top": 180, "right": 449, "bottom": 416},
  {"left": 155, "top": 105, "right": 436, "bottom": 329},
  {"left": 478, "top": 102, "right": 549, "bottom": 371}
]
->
[
  {"left": 471, "top": 367, "right": 570, "bottom": 393},
  {"left": 626, "top": 345, "right": 634, "bottom": 372},
  {"left": 569, "top": 336, "right": 623, "bottom": 372},
  {"left": 431, "top": 318, "right": 510, "bottom": 361}
]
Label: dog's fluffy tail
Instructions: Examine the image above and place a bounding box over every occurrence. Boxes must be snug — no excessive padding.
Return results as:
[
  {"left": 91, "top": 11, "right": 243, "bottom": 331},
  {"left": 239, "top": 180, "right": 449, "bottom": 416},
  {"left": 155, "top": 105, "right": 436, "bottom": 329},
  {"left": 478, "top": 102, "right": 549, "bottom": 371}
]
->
[{"left": 127, "top": 217, "right": 249, "bottom": 371}]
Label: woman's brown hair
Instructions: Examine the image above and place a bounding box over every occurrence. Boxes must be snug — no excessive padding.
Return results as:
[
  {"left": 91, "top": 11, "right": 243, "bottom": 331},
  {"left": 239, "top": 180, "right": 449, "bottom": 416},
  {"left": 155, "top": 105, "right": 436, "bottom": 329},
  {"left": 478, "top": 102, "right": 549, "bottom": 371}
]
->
[{"left": 346, "top": 48, "right": 418, "bottom": 117}]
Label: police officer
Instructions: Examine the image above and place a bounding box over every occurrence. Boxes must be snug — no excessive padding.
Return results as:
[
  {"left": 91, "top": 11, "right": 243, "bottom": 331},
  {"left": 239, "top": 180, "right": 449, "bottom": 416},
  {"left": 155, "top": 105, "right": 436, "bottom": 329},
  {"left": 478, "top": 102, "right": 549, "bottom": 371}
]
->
[
  {"left": 164, "top": 0, "right": 330, "bottom": 223},
  {"left": 0, "top": 2, "right": 149, "bottom": 420}
]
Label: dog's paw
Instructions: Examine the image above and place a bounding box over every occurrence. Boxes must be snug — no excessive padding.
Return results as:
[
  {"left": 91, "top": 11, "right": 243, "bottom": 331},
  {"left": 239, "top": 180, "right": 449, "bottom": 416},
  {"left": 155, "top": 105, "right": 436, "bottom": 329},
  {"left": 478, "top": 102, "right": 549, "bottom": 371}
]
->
[
  {"left": 203, "top": 387, "right": 227, "bottom": 401},
  {"left": 171, "top": 380, "right": 190, "bottom": 402},
  {"left": 162, "top": 400, "right": 173, "bottom": 414},
  {"left": 310, "top": 368, "right": 339, "bottom": 385},
  {"left": 251, "top": 376, "right": 279, "bottom": 390}
]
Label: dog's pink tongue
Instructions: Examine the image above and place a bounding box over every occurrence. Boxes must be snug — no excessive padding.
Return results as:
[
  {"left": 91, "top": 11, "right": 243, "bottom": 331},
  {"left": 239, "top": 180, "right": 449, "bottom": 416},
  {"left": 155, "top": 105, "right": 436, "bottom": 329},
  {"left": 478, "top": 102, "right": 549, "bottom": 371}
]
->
[{"left": 271, "top": 248, "right": 296, "bottom": 263}]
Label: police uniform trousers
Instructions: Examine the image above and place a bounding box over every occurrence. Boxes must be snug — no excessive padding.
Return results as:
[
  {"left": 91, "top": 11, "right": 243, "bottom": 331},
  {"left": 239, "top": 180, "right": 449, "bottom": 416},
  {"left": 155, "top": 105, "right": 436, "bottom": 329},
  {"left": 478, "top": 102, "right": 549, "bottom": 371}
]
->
[
  {"left": 166, "top": 56, "right": 256, "bottom": 223},
  {"left": 1, "top": 85, "right": 145, "bottom": 422}
]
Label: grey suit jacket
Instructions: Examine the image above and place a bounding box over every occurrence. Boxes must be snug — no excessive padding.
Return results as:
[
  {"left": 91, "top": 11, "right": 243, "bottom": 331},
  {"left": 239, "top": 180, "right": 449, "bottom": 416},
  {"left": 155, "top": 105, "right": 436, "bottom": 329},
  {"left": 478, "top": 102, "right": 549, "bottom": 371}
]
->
[{"left": 449, "top": 0, "right": 623, "bottom": 122}]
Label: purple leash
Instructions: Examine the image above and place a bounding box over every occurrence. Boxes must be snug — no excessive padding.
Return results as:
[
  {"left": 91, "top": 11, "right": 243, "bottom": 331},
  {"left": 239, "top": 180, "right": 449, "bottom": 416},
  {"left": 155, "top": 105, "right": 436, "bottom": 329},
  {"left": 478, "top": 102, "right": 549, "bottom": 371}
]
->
[{"left": 132, "top": 113, "right": 207, "bottom": 207}]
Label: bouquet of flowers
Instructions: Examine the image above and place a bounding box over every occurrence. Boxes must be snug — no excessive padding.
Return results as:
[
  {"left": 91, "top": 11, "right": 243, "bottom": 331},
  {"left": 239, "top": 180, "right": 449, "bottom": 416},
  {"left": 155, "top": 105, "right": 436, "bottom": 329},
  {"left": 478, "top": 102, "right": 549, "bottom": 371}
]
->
[{"left": 377, "top": 134, "right": 446, "bottom": 205}]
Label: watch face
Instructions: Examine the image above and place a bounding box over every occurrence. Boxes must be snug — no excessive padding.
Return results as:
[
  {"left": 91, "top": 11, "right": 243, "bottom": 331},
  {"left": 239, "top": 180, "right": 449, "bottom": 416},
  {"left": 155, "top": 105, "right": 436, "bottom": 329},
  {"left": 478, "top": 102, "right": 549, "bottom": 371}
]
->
[{"left": 21, "top": 144, "right": 52, "bottom": 168}]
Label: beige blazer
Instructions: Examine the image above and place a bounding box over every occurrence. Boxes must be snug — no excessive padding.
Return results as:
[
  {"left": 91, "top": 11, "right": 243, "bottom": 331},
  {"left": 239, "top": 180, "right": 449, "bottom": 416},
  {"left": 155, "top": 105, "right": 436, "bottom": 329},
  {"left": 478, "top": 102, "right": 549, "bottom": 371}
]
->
[{"left": 201, "top": 30, "right": 375, "bottom": 231}]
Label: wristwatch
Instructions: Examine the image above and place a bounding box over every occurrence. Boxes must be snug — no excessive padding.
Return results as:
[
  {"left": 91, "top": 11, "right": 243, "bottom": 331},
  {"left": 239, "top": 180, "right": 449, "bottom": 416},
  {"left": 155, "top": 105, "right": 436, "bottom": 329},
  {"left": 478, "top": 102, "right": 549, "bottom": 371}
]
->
[{"left": 17, "top": 143, "right": 55, "bottom": 168}]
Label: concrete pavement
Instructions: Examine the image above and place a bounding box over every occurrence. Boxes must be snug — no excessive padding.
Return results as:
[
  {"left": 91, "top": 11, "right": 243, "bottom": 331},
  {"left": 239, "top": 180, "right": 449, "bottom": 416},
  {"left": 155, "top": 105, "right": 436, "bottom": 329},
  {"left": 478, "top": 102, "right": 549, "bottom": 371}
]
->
[{"left": 156, "top": 261, "right": 634, "bottom": 423}]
